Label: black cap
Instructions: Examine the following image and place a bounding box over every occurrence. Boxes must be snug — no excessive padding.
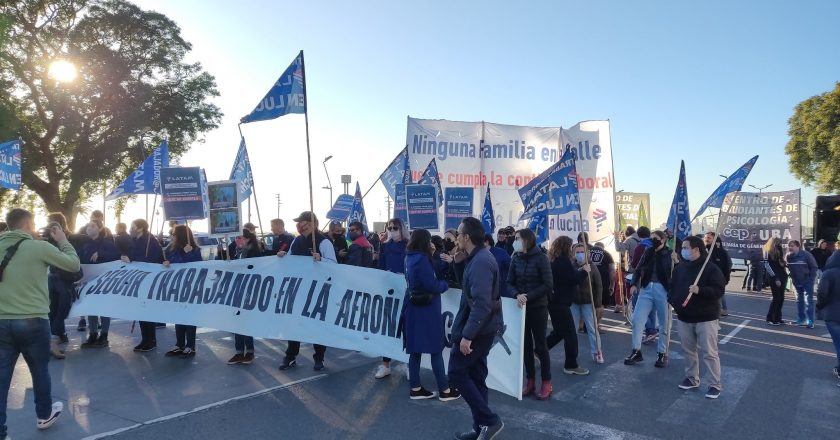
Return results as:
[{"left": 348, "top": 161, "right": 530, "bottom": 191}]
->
[
  {"left": 243, "top": 222, "right": 258, "bottom": 230},
  {"left": 293, "top": 211, "right": 318, "bottom": 224}
]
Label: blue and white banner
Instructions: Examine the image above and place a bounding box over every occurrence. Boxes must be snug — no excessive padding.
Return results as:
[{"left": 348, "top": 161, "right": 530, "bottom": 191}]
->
[
  {"left": 666, "top": 161, "right": 692, "bottom": 241},
  {"left": 481, "top": 184, "right": 495, "bottom": 235},
  {"left": 161, "top": 167, "right": 206, "bottom": 221},
  {"left": 379, "top": 146, "right": 410, "bottom": 199},
  {"left": 347, "top": 183, "right": 369, "bottom": 234},
  {"left": 519, "top": 148, "right": 581, "bottom": 220},
  {"left": 0, "top": 139, "right": 22, "bottom": 191},
  {"left": 240, "top": 51, "right": 306, "bottom": 124},
  {"left": 229, "top": 138, "right": 254, "bottom": 201},
  {"left": 106, "top": 141, "right": 169, "bottom": 200},
  {"left": 444, "top": 187, "right": 474, "bottom": 231},
  {"left": 418, "top": 158, "right": 444, "bottom": 207},
  {"left": 393, "top": 184, "right": 408, "bottom": 224},
  {"left": 693, "top": 155, "right": 759, "bottom": 220},
  {"left": 406, "top": 184, "right": 440, "bottom": 230},
  {"left": 326, "top": 194, "right": 355, "bottom": 221}
]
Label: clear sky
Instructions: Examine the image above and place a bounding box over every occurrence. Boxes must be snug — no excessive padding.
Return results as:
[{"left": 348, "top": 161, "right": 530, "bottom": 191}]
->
[{"left": 109, "top": 0, "right": 840, "bottom": 234}]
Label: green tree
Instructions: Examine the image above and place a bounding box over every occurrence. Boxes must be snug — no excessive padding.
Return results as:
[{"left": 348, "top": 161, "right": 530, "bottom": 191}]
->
[
  {"left": 786, "top": 82, "right": 840, "bottom": 193},
  {"left": 0, "top": 0, "right": 221, "bottom": 228}
]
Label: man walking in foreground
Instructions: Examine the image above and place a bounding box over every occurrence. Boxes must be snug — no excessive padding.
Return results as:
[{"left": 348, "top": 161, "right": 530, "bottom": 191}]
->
[
  {"left": 450, "top": 217, "right": 504, "bottom": 440},
  {"left": 0, "top": 209, "right": 81, "bottom": 437}
]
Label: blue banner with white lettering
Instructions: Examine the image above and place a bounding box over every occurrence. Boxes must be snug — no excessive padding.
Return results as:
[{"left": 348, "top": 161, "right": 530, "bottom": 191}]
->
[
  {"left": 240, "top": 51, "right": 306, "bottom": 124},
  {"left": 327, "top": 194, "right": 355, "bottom": 221},
  {"left": 106, "top": 141, "right": 169, "bottom": 200},
  {"left": 0, "top": 139, "right": 22, "bottom": 190},
  {"left": 379, "top": 146, "right": 410, "bottom": 198},
  {"left": 519, "top": 148, "right": 581, "bottom": 220},
  {"left": 229, "top": 138, "right": 254, "bottom": 201},
  {"left": 406, "top": 184, "right": 439, "bottom": 230},
  {"left": 693, "top": 155, "right": 758, "bottom": 220},
  {"left": 393, "top": 184, "right": 408, "bottom": 224},
  {"left": 527, "top": 213, "right": 549, "bottom": 244},
  {"left": 418, "top": 159, "right": 444, "bottom": 207},
  {"left": 347, "top": 183, "right": 369, "bottom": 234},
  {"left": 666, "top": 161, "right": 692, "bottom": 241},
  {"left": 161, "top": 167, "right": 206, "bottom": 221},
  {"left": 481, "top": 184, "right": 495, "bottom": 235},
  {"left": 444, "top": 187, "right": 474, "bottom": 231}
]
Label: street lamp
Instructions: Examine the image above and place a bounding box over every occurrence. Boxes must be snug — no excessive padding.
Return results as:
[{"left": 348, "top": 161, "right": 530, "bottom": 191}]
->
[
  {"left": 322, "top": 156, "right": 333, "bottom": 205},
  {"left": 748, "top": 184, "right": 773, "bottom": 193}
]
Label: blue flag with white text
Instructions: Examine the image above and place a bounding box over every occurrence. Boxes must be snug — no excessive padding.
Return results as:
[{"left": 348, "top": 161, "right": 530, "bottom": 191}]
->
[
  {"left": 229, "top": 138, "right": 254, "bottom": 201},
  {"left": 418, "top": 158, "right": 444, "bottom": 207},
  {"left": 527, "top": 214, "right": 549, "bottom": 244},
  {"left": 240, "top": 51, "right": 306, "bottom": 123},
  {"left": 692, "top": 155, "right": 758, "bottom": 220},
  {"left": 482, "top": 184, "right": 495, "bottom": 234},
  {"left": 519, "top": 148, "right": 581, "bottom": 220},
  {"left": 0, "top": 139, "right": 22, "bottom": 191},
  {"left": 666, "top": 161, "right": 692, "bottom": 241},
  {"left": 347, "top": 182, "right": 369, "bottom": 234},
  {"left": 106, "top": 141, "right": 169, "bottom": 200},
  {"left": 379, "top": 146, "right": 410, "bottom": 198}
]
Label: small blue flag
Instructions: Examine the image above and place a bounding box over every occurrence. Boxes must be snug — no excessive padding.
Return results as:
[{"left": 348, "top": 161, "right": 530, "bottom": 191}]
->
[
  {"left": 347, "top": 182, "right": 369, "bottom": 234},
  {"left": 519, "top": 148, "right": 581, "bottom": 220},
  {"left": 240, "top": 51, "right": 306, "bottom": 124},
  {"left": 106, "top": 140, "right": 169, "bottom": 200},
  {"left": 666, "top": 161, "right": 692, "bottom": 241},
  {"left": 379, "top": 146, "right": 410, "bottom": 198},
  {"left": 0, "top": 138, "right": 22, "bottom": 191},
  {"left": 481, "top": 184, "right": 495, "bottom": 235},
  {"left": 229, "top": 138, "right": 254, "bottom": 201},
  {"left": 418, "top": 158, "right": 444, "bottom": 207},
  {"left": 693, "top": 155, "right": 758, "bottom": 220},
  {"left": 527, "top": 213, "right": 549, "bottom": 244}
]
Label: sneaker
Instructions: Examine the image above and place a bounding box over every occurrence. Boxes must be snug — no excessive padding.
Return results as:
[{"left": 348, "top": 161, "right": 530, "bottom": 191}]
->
[
  {"left": 80, "top": 333, "right": 98, "bottom": 349},
  {"left": 439, "top": 388, "right": 461, "bottom": 402},
  {"left": 375, "top": 364, "right": 391, "bottom": 379},
  {"left": 134, "top": 342, "right": 156, "bottom": 352},
  {"left": 165, "top": 347, "right": 184, "bottom": 357},
  {"left": 563, "top": 366, "right": 590, "bottom": 376},
  {"left": 36, "top": 401, "right": 62, "bottom": 430},
  {"left": 454, "top": 429, "right": 480, "bottom": 440},
  {"left": 721, "top": 309, "right": 729, "bottom": 317},
  {"left": 278, "top": 357, "right": 297, "bottom": 370},
  {"left": 678, "top": 377, "right": 700, "bottom": 390},
  {"left": 806, "top": 320, "right": 815, "bottom": 329},
  {"left": 476, "top": 420, "right": 504, "bottom": 440},
  {"left": 766, "top": 321, "right": 780, "bottom": 326},
  {"left": 593, "top": 352, "right": 604, "bottom": 364},
  {"left": 705, "top": 386, "right": 721, "bottom": 399},
  {"left": 655, "top": 353, "right": 668, "bottom": 368},
  {"left": 624, "top": 349, "right": 643, "bottom": 365},
  {"left": 793, "top": 320, "right": 808, "bottom": 327},
  {"left": 409, "top": 387, "right": 435, "bottom": 400},
  {"left": 227, "top": 353, "right": 245, "bottom": 365},
  {"left": 832, "top": 367, "right": 839, "bottom": 380},
  {"left": 77, "top": 318, "right": 87, "bottom": 332},
  {"left": 241, "top": 352, "right": 254, "bottom": 364},
  {"left": 313, "top": 359, "right": 325, "bottom": 371},
  {"left": 180, "top": 347, "right": 196, "bottom": 359}
]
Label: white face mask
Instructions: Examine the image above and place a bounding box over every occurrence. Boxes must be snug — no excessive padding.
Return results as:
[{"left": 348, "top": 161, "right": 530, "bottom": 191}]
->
[
  {"left": 512, "top": 239, "right": 524, "bottom": 253},
  {"left": 388, "top": 230, "right": 400, "bottom": 240}
]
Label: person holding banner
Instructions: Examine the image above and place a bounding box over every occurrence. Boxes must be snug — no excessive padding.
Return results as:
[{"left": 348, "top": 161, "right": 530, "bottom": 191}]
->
[
  {"left": 121, "top": 219, "right": 165, "bottom": 353},
  {"left": 668, "top": 236, "right": 726, "bottom": 399},
  {"left": 161, "top": 225, "right": 203, "bottom": 359},
  {"left": 403, "top": 229, "right": 461, "bottom": 402},
  {"left": 328, "top": 221, "right": 349, "bottom": 264},
  {"left": 786, "top": 240, "right": 819, "bottom": 329},
  {"left": 763, "top": 238, "right": 789, "bottom": 326},
  {"left": 227, "top": 229, "right": 264, "bottom": 365},
  {"left": 507, "top": 229, "right": 554, "bottom": 400},
  {"left": 80, "top": 219, "right": 120, "bottom": 349},
  {"left": 264, "top": 219, "right": 295, "bottom": 256},
  {"left": 571, "top": 243, "right": 604, "bottom": 364},
  {"left": 547, "top": 237, "right": 590, "bottom": 376},
  {"left": 374, "top": 218, "right": 409, "bottom": 380},
  {"left": 346, "top": 221, "right": 373, "bottom": 267}
]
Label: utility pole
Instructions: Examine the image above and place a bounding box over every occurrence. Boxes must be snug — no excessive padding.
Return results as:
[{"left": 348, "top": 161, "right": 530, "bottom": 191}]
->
[
  {"left": 274, "top": 193, "right": 281, "bottom": 219},
  {"left": 385, "top": 195, "right": 392, "bottom": 220}
]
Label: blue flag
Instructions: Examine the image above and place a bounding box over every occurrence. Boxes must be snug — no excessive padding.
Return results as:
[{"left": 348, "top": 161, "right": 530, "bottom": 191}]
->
[
  {"left": 106, "top": 141, "right": 169, "bottom": 200},
  {"left": 347, "top": 182, "right": 369, "bottom": 234},
  {"left": 527, "top": 213, "right": 549, "bottom": 244},
  {"left": 482, "top": 184, "right": 495, "bottom": 234},
  {"left": 666, "top": 161, "right": 692, "bottom": 241},
  {"left": 379, "top": 146, "right": 410, "bottom": 198},
  {"left": 418, "top": 158, "right": 444, "bottom": 207},
  {"left": 240, "top": 51, "right": 306, "bottom": 123},
  {"left": 693, "top": 155, "right": 759, "bottom": 220},
  {"left": 0, "top": 138, "right": 22, "bottom": 191},
  {"left": 519, "top": 148, "right": 581, "bottom": 220},
  {"left": 229, "top": 138, "right": 254, "bottom": 201}
]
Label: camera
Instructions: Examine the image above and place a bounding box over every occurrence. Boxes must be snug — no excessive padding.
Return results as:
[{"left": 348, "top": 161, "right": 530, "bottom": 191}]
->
[{"left": 39, "top": 222, "right": 61, "bottom": 241}]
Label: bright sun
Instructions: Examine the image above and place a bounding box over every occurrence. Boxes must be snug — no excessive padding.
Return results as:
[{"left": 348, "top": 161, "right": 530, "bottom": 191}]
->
[{"left": 48, "top": 60, "right": 77, "bottom": 83}]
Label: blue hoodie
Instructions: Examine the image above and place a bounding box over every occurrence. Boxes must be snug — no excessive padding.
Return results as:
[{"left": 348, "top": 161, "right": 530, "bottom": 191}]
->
[{"left": 786, "top": 249, "right": 818, "bottom": 286}]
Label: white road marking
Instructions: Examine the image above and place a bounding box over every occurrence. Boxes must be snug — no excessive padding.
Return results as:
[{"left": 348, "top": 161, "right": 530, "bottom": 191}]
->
[
  {"left": 657, "top": 366, "right": 757, "bottom": 430},
  {"left": 720, "top": 319, "right": 750, "bottom": 345}
]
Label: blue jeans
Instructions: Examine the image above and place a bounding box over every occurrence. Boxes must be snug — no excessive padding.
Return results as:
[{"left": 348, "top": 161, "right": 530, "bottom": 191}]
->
[
  {"left": 794, "top": 281, "right": 815, "bottom": 323},
  {"left": 234, "top": 334, "right": 254, "bottom": 353},
  {"left": 571, "top": 303, "right": 598, "bottom": 354},
  {"left": 87, "top": 315, "right": 111, "bottom": 333},
  {"left": 632, "top": 282, "right": 669, "bottom": 353},
  {"left": 826, "top": 321, "right": 840, "bottom": 368},
  {"left": 409, "top": 352, "right": 448, "bottom": 392},
  {"left": 631, "top": 291, "right": 657, "bottom": 334},
  {"left": 720, "top": 294, "right": 728, "bottom": 311},
  {"left": 0, "top": 319, "right": 54, "bottom": 437}
]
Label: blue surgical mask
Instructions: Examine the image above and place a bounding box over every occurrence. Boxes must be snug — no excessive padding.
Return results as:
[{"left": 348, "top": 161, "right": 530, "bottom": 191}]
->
[
  {"left": 575, "top": 252, "right": 585, "bottom": 263},
  {"left": 681, "top": 249, "right": 693, "bottom": 261}
]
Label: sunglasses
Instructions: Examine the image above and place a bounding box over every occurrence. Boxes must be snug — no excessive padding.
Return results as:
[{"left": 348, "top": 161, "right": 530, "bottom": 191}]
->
[{"left": 387, "top": 227, "right": 399, "bottom": 231}]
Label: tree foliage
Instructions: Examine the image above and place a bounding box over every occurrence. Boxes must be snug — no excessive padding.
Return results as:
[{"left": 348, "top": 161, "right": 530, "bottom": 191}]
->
[
  {"left": 0, "top": 0, "right": 222, "bottom": 228},
  {"left": 786, "top": 82, "right": 840, "bottom": 193}
]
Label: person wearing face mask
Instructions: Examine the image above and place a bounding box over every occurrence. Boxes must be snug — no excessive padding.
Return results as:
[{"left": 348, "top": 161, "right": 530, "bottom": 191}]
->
[
  {"left": 328, "top": 221, "right": 350, "bottom": 264},
  {"left": 346, "top": 221, "right": 373, "bottom": 267},
  {"left": 625, "top": 230, "right": 674, "bottom": 367},
  {"left": 374, "top": 218, "right": 409, "bottom": 379},
  {"left": 763, "top": 237, "right": 788, "bottom": 325},
  {"left": 668, "top": 235, "right": 726, "bottom": 399},
  {"left": 786, "top": 239, "right": 819, "bottom": 329},
  {"left": 507, "top": 229, "right": 554, "bottom": 400},
  {"left": 571, "top": 243, "right": 603, "bottom": 364},
  {"left": 80, "top": 219, "right": 121, "bottom": 349},
  {"left": 120, "top": 219, "right": 165, "bottom": 352},
  {"left": 547, "top": 237, "right": 590, "bottom": 376},
  {"left": 226, "top": 228, "right": 263, "bottom": 364},
  {"left": 484, "top": 235, "right": 511, "bottom": 298},
  {"left": 704, "top": 232, "right": 732, "bottom": 317}
]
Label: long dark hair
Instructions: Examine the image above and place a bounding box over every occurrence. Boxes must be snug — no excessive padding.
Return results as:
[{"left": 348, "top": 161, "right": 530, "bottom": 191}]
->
[
  {"left": 549, "top": 236, "right": 573, "bottom": 262},
  {"left": 407, "top": 228, "right": 433, "bottom": 257},
  {"left": 169, "top": 225, "right": 197, "bottom": 252}
]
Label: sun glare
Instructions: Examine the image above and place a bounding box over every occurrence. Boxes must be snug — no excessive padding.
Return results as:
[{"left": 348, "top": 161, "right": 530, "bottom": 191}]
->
[{"left": 48, "top": 60, "right": 77, "bottom": 83}]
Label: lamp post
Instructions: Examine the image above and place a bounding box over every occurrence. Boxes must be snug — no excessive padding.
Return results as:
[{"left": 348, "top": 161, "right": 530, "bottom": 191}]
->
[
  {"left": 748, "top": 183, "right": 773, "bottom": 193},
  {"left": 322, "top": 155, "right": 334, "bottom": 203}
]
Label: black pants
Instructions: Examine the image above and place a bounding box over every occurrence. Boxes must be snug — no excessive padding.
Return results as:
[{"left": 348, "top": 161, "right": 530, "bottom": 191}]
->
[
  {"left": 286, "top": 341, "right": 326, "bottom": 362},
  {"left": 48, "top": 278, "right": 73, "bottom": 337},
  {"left": 546, "top": 303, "right": 579, "bottom": 369},
  {"left": 448, "top": 332, "right": 500, "bottom": 429},
  {"left": 524, "top": 305, "right": 551, "bottom": 380},
  {"left": 176, "top": 325, "right": 197, "bottom": 349},
  {"left": 767, "top": 277, "right": 786, "bottom": 323},
  {"left": 139, "top": 321, "right": 157, "bottom": 345}
]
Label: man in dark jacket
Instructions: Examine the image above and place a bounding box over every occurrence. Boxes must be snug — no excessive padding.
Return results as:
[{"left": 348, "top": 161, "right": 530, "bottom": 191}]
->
[
  {"left": 114, "top": 223, "right": 133, "bottom": 257},
  {"left": 346, "top": 221, "right": 373, "bottom": 267},
  {"left": 485, "top": 235, "right": 511, "bottom": 298},
  {"left": 816, "top": 251, "right": 840, "bottom": 382},
  {"left": 265, "top": 218, "right": 295, "bottom": 256},
  {"left": 704, "top": 232, "right": 732, "bottom": 316},
  {"left": 327, "top": 221, "right": 349, "bottom": 264},
  {"left": 668, "top": 235, "right": 726, "bottom": 399},
  {"left": 450, "top": 217, "right": 504, "bottom": 440}
]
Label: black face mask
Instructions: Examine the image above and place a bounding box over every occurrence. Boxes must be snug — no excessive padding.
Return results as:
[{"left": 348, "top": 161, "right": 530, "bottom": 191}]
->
[
  {"left": 651, "top": 238, "right": 662, "bottom": 249},
  {"left": 444, "top": 240, "right": 455, "bottom": 252}
]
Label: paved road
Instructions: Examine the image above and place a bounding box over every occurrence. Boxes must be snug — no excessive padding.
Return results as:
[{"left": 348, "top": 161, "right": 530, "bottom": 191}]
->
[{"left": 4, "top": 275, "right": 839, "bottom": 439}]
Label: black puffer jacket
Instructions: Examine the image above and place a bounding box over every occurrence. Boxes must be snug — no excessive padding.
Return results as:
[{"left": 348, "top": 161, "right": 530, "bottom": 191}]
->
[
  {"left": 574, "top": 266, "right": 602, "bottom": 306},
  {"left": 631, "top": 245, "right": 673, "bottom": 289},
  {"left": 668, "top": 256, "right": 726, "bottom": 323},
  {"left": 507, "top": 246, "right": 553, "bottom": 308}
]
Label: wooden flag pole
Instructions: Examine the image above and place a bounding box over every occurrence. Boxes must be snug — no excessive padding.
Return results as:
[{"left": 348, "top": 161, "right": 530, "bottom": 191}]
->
[
  {"left": 682, "top": 199, "right": 732, "bottom": 307},
  {"left": 580, "top": 229, "right": 604, "bottom": 363},
  {"left": 300, "top": 50, "right": 318, "bottom": 256}
]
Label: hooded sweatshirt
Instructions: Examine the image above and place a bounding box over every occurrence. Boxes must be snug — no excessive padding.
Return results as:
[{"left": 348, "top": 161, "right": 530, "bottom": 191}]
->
[
  {"left": 0, "top": 230, "right": 80, "bottom": 319},
  {"left": 786, "top": 250, "right": 818, "bottom": 286}
]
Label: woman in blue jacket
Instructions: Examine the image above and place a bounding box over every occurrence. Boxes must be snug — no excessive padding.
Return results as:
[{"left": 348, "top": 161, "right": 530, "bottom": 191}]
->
[
  {"left": 80, "top": 219, "right": 121, "bottom": 348},
  {"left": 375, "top": 218, "right": 409, "bottom": 379},
  {"left": 403, "top": 229, "right": 460, "bottom": 401},
  {"left": 121, "top": 219, "right": 165, "bottom": 352},
  {"left": 163, "top": 225, "right": 203, "bottom": 358}
]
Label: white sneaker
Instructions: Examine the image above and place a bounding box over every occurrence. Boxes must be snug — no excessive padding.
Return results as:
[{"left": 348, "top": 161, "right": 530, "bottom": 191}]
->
[
  {"left": 36, "top": 401, "right": 62, "bottom": 430},
  {"left": 374, "top": 364, "right": 391, "bottom": 379}
]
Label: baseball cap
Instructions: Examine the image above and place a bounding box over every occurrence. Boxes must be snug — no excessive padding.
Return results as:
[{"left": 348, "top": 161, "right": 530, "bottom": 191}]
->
[
  {"left": 293, "top": 211, "right": 318, "bottom": 223},
  {"left": 243, "top": 222, "right": 258, "bottom": 231}
]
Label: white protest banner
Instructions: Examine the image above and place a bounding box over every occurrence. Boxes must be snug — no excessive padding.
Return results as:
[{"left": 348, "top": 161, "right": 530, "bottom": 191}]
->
[{"left": 71, "top": 257, "right": 525, "bottom": 399}]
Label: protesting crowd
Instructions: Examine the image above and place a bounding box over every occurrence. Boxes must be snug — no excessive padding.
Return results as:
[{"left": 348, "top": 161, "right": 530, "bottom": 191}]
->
[{"left": 1, "top": 204, "right": 840, "bottom": 440}]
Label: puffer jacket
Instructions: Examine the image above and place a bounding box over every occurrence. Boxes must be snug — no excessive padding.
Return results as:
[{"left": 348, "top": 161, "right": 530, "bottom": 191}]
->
[
  {"left": 506, "top": 246, "right": 553, "bottom": 308},
  {"left": 574, "top": 265, "right": 603, "bottom": 307}
]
